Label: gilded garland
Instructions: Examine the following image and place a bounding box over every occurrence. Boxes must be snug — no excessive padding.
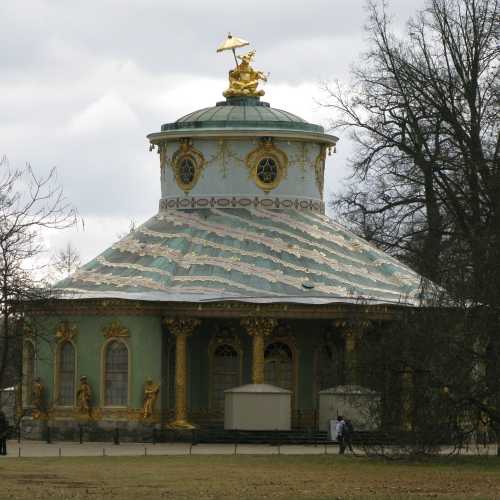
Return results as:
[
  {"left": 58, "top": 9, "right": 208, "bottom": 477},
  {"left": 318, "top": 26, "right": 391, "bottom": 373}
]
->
[
  {"left": 314, "top": 145, "right": 327, "bottom": 199},
  {"left": 246, "top": 138, "right": 288, "bottom": 192}
]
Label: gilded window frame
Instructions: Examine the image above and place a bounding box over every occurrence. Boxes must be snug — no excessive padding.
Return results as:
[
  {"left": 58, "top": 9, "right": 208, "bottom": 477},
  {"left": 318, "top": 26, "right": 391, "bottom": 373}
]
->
[
  {"left": 100, "top": 338, "right": 131, "bottom": 409},
  {"left": 246, "top": 138, "right": 288, "bottom": 192},
  {"left": 53, "top": 339, "right": 78, "bottom": 408},
  {"left": 172, "top": 140, "right": 205, "bottom": 193}
]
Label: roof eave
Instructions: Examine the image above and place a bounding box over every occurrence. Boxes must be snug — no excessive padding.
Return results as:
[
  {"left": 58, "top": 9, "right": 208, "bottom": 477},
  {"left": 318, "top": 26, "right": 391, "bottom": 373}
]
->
[{"left": 147, "top": 129, "right": 339, "bottom": 146}]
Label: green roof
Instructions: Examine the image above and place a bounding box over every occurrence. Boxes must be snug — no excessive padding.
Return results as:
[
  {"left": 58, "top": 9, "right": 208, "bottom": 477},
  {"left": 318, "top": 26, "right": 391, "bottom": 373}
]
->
[
  {"left": 56, "top": 207, "right": 424, "bottom": 306},
  {"left": 160, "top": 96, "right": 324, "bottom": 134}
]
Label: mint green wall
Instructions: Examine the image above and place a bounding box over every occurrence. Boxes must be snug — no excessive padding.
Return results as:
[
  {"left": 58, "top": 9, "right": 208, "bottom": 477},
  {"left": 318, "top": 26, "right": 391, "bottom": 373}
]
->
[
  {"left": 33, "top": 314, "right": 163, "bottom": 410},
  {"left": 32, "top": 315, "right": 326, "bottom": 415},
  {"left": 161, "top": 139, "right": 323, "bottom": 201}
]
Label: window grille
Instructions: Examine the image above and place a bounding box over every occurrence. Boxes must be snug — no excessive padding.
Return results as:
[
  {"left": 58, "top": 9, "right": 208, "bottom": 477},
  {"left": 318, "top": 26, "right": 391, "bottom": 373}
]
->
[
  {"left": 316, "top": 344, "right": 340, "bottom": 391},
  {"left": 212, "top": 344, "right": 239, "bottom": 410},
  {"left": 264, "top": 342, "right": 293, "bottom": 390},
  {"left": 23, "top": 342, "right": 35, "bottom": 406},
  {"left": 59, "top": 342, "right": 75, "bottom": 406},
  {"left": 168, "top": 344, "right": 176, "bottom": 409},
  {"left": 104, "top": 341, "right": 128, "bottom": 406}
]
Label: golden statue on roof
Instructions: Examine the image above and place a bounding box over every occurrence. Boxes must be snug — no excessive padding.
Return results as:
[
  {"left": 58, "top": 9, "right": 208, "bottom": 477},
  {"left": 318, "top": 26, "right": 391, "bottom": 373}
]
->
[{"left": 217, "top": 34, "right": 268, "bottom": 97}]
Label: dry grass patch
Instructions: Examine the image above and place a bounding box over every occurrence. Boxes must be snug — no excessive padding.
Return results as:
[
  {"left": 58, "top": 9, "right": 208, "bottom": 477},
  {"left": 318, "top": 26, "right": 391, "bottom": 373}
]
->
[{"left": 0, "top": 455, "right": 499, "bottom": 499}]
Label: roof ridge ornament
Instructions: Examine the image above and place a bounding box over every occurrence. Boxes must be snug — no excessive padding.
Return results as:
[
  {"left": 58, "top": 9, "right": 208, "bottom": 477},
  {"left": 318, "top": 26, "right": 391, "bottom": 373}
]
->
[{"left": 217, "top": 34, "right": 268, "bottom": 98}]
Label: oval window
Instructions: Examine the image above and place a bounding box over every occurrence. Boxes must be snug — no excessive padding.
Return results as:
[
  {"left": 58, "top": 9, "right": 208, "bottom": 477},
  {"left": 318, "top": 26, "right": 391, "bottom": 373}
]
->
[
  {"left": 257, "top": 157, "right": 278, "bottom": 184},
  {"left": 179, "top": 158, "right": 195, "bottom": 185}
]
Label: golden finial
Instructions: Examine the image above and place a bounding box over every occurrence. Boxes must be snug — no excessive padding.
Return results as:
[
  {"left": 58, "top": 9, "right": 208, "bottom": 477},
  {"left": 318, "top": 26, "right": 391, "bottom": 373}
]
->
[{"left": 217, "top": 34, "right": 268, "bottom": 98}]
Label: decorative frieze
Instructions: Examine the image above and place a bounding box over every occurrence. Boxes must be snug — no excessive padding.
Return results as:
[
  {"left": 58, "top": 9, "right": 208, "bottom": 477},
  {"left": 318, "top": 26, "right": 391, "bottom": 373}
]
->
[{"left": 159, "top": 196, "right": 324, "bottom": 212}]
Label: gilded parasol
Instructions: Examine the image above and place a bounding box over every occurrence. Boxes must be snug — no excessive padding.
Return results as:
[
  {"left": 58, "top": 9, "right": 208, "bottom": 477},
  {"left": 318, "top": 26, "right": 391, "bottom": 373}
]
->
[{"left": 216, "top": 33, "right": 250, "bottom": 67}]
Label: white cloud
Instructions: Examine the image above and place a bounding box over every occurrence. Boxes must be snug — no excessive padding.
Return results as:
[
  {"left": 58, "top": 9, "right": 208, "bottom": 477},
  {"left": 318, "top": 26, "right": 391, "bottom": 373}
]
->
[
  {"left": 68, "top": 94, "right": 139, "bottom": 136},
  {"left": 0, "top": 0, "right": 428, "bottom": 263}
]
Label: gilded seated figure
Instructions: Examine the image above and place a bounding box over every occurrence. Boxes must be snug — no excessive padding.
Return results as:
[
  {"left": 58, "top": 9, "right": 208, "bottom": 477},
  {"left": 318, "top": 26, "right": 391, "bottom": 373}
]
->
[{"left": 224, "top": 50, "right": 267, "bottom": 97}]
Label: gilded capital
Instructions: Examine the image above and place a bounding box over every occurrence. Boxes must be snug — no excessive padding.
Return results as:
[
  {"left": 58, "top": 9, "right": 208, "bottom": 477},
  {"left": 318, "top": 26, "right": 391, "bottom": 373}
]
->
[
  {"left": 164, "top": 318, "right": 201, "bottom": 337},
  {"left": 241, "top": 317, "right": 277, "bottom": 337},
  {"left": 335, "top": 319, "right": 371, "bottom": 337}
]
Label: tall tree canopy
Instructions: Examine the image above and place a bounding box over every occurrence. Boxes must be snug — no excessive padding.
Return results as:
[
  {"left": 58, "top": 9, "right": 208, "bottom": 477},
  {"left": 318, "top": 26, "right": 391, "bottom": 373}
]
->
[
  {"left": 324, "top": 0, "right": 500, "bottom": 452},
  {"left": 325, "top": 0, "right": 499, "bottom": 305}
]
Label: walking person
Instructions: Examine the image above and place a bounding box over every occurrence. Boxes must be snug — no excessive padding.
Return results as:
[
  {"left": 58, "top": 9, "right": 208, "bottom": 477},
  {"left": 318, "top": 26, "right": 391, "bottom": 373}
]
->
[
  {"left": 343, "top": 418, "right": 355, "bottom": 454},
  {"left": 336, "top": 415, "right": 346, "bottom": 454},
  {"left": 0, "top": 409, "right": 8, "bottom": 456}
]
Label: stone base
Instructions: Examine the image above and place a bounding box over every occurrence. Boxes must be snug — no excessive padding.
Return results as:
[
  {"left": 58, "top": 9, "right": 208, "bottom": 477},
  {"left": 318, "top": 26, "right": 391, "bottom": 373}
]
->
[
  {"left": 319, "top": 385, "right": 381, "bottom": 432},
  {"left": 21, "top": 417, "right": 48, "bottom": 440},
  {"left": 21, "top": 419, "right": 163, "bottom": 443}
]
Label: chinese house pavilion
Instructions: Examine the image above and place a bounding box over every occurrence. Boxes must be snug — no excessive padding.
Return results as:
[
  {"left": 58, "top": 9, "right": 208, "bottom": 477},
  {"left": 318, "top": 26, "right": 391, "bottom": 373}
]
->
[{"left": 22, "top": 37, "right": 424, "bottom": 440}]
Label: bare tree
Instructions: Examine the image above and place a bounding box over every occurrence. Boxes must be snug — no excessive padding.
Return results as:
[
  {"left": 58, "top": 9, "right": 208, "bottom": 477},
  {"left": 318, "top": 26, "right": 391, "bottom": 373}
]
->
[
  {"left": 0, "top": 156, "right": 77, "bottom": 393},
  {"left": 52, "top": 242, "right": 81, "bottom": 280},
  {"left": 323, "top": 0, "right": 500, "bottom": 453},
  {"left": 324, "top": 0, "right": 499, "bottom": 292}
]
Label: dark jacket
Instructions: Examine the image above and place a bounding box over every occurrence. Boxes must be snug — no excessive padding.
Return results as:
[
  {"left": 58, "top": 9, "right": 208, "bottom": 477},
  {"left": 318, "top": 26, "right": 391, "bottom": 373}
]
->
[{"left": 0, "top": 411, "right": 8, "bottom": 437}]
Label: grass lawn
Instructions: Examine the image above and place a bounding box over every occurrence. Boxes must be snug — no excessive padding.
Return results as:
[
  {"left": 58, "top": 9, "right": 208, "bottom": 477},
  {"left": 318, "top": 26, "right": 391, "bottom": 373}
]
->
[{"left": 0, "top": 455, "right": 499, "bottom": 499}]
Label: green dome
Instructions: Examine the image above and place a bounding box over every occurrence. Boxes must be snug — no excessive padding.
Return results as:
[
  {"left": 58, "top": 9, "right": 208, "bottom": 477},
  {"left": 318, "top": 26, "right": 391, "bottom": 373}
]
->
[{"left": 161, "top": 96, "right": 324, "bottom": 134}]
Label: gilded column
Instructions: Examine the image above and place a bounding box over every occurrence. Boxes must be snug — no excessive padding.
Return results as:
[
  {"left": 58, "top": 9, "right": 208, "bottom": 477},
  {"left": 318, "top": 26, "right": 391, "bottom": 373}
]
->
[
  {"left": 241, "top": 318, "right": 277, "bottom": 384},
  {"left": 164, "top": 318, "right": 200, "bottom": 429},
  {"left": 338, "top": 320, "right": 369, "bottom": 386}
]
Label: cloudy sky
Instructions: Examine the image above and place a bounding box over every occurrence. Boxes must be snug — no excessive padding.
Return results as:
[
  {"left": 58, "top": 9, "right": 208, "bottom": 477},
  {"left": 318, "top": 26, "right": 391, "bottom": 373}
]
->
[{"left": 1, "top": 0, "right": 426, "bottom": 265}]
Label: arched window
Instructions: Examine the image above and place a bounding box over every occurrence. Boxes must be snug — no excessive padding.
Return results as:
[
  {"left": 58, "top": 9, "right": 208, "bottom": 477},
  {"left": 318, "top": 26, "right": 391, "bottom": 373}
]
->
[
  {"left": 23, "top": 342, "right": 35, "bottom": 406},
  {"left": 104, "top": 341, "right": 128, "bottom": 406},
  {"left": 211, "top": 344, "right": 240, "bottom": 410},
  {"left": 265, "top": 342, "right": 293, "bottom": 390},
  {"left": 58, "top": 341, "right": 75, "bottom": 406}
]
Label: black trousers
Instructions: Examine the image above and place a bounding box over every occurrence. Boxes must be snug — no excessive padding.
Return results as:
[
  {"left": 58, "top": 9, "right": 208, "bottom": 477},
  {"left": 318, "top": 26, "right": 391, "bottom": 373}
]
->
[
  {"left": 0, "top": 437, "right": 6, "bottom": 455},
  {"left": 338, "top": 434, "right": 353, "bottom": 454}
]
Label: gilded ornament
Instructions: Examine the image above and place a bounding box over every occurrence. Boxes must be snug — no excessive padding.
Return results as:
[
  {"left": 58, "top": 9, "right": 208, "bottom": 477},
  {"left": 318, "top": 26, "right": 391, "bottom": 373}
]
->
[
  {"left": 241, "top": 318, "right": 277, "bottom": 384},
  {"left": 246, "top": 138, "right": 288, "bottom": 192},
  {"left": 335, "top": 320, "right": 370, "bottom": 386},
  {"left": 102, "top": 319, "right": 129, "bottom": 339},
  {"left": 23, "top": 320, "right": 34, "bottom": 338},
  {"left": 314, "top": 146, "right": 327, "bottom": 198},
  {"left": 289, "top": 143, "right": 310, "bottom": 179},
  {"left": 164, "top": 317, "right": 200, "bottom": 337},
  {"left": 142, "top": 378, "right": 160, "bottom": 419},
  {"left": 31, "top": 377, "right": 45, "bottom": 420},
  {"left": 206, "top": 140, "right": 244, "bottom": 178},
  {"left": 55, "top": 321, "right": 78, "bottom": 342},
  {"left": 76, "top": 376, "right": 92, "bottom": 417},
  {"left": 164, "top": 318, "right": 200, "bottom": 429},
  {"left": 222, "top": 49, "right": 267, "bottom": 98},
  {"left": 158, "top": 142, "right": 173, "bottom": 170},
  {"left": 172, "top": 140, "right": 205, "bottom": 193}
]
